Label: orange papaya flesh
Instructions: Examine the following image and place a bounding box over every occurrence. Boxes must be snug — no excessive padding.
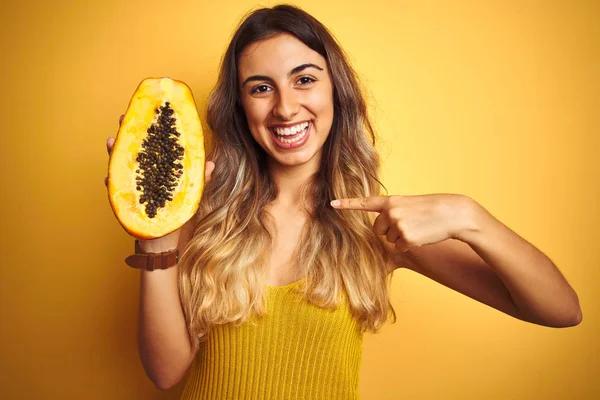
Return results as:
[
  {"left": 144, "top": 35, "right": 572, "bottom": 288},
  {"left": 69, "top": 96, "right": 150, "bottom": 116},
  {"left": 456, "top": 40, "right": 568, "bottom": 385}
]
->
[{"left": 108, "top": 77, "right": 205, "bottom": 239}]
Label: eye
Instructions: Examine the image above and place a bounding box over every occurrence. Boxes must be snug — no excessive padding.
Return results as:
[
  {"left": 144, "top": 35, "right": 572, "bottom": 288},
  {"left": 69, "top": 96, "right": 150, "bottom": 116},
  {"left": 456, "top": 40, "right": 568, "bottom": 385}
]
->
[
  {"left": 297, "top": 76, "right": 316, "bottom": 85},
  {"left": 250, "top": 84, "right": 271, "bottom": 95}
]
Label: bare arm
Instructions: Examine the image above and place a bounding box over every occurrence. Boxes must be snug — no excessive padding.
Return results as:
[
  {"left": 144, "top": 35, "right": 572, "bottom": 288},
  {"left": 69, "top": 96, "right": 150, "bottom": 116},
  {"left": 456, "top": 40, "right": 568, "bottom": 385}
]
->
[
  {"left": 391, "top": 196, "right": 582, "bottom": 327},
  {"left": 106, "top": 120, "right": 214, "bottom": 390},
  {"left": 137, "top": 219, "right": 197, "bottom": 390}
]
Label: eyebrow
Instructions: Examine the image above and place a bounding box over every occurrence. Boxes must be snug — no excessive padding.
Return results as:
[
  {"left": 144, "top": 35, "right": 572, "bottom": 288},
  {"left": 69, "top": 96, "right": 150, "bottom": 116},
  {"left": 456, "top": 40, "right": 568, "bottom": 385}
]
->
[{"left": 241, "top": 63, "right": 324, "bottom": 88}]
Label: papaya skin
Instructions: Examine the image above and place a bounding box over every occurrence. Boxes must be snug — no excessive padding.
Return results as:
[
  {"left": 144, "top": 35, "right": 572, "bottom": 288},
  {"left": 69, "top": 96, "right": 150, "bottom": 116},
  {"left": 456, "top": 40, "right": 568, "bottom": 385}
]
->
[{"left": 107, "top": 77, "right": 206, "bottom": 239}]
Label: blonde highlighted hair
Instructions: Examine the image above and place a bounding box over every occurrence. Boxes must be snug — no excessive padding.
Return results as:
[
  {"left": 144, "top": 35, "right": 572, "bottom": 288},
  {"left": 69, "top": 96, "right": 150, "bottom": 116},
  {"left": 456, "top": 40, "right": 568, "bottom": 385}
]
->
[{"left": 178, "top": 4, "right": 397, "bottom": 348}]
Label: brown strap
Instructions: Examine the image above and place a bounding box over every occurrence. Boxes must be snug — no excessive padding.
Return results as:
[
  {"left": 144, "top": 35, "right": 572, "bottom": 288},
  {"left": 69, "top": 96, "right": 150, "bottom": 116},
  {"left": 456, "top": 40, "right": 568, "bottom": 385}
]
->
[{"left": 125, "top": 240, "right": 179, "bottom": 271}]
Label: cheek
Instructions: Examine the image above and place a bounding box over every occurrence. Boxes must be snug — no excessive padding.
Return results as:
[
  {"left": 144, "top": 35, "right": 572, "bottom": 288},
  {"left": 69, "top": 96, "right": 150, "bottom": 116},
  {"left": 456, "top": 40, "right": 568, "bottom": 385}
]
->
[
  {"left": 242, "top": 104, "right": 271, "bottom": 140},
  {"left": 306, "top": 89, "right": 334, "bottom": 118},
  {"left": 242, "top": 102, "right": 261, "bottom": 123},
  {"left": 239, "top": 102, "right": 261, "bottom": 139}
]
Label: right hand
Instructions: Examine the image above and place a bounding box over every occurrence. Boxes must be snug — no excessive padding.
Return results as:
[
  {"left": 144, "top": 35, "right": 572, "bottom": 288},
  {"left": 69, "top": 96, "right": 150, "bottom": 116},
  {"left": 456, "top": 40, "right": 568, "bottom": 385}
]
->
[{"left": 105, "top": 114, "right": 215, "bottom": 246}]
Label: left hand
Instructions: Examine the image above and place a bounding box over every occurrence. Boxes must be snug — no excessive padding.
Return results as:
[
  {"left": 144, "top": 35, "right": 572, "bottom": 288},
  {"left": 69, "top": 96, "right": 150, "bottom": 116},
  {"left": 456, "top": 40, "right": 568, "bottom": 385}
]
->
[{"left": 330, "top": 194, "right": 474, "bottom": 252}]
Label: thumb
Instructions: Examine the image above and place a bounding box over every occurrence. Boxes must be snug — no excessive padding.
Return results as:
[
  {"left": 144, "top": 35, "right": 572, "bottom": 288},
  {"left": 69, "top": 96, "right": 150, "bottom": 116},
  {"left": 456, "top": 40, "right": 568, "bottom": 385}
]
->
[{"left": 205, "top": 161, "right": 215, "bottom": 184}]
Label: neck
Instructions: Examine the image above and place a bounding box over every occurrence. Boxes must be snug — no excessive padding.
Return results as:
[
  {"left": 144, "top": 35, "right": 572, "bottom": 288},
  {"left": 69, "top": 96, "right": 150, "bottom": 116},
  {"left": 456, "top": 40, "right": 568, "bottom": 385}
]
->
[{"left": 266, "top": 150, "right": 321, "bottom": 212}]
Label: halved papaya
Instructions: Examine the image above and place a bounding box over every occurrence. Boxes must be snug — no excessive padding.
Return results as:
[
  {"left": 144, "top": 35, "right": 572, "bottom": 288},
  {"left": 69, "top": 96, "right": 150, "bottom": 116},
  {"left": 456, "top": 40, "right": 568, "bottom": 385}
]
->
[{"left": 107, "top": 77, "right": 205, "bottom": 239}]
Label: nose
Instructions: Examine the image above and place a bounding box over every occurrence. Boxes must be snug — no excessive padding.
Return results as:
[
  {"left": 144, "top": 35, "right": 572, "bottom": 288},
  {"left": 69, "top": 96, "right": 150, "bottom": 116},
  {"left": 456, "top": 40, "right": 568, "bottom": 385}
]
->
[{"left": 272, "top": 87, "right": 299, "bottom": 121}]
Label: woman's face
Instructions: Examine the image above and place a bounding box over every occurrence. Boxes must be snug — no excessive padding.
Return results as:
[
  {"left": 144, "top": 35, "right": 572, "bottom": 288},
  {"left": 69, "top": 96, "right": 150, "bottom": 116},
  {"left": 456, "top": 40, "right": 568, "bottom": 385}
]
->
[{"left": 237, "top": 33, "right": 334, "bottom": 169}]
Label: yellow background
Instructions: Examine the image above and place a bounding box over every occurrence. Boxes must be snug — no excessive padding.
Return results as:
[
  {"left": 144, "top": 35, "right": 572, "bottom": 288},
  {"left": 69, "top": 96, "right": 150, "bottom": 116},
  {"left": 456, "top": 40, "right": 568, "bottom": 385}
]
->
[{"left": 1, "top": 0, "right": 598, "bottom": 398}]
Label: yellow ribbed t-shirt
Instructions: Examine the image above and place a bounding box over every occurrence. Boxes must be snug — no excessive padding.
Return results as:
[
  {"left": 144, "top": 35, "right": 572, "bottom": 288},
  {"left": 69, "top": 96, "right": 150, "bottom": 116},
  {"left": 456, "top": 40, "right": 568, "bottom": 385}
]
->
[{"left": 180, "top": 278, "right": 364, "bottom": 400}]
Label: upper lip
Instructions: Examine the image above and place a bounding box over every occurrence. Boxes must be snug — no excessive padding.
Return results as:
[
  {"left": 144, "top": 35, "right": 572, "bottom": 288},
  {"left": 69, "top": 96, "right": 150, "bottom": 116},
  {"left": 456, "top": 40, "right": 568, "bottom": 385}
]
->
[{"left": 269, "top": 120, "right": 310, "bottom": 129}]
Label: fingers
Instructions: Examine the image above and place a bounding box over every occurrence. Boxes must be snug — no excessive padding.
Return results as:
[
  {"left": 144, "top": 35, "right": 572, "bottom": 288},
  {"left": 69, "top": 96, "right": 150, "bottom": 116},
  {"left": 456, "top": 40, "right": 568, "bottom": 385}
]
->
[
  {"left": 205, "top": 161, "right": 215, "bottom": 184},
  {"left": 105, "top": 115, "right": 123, "bottom": 187},
  {"left": 106, "top": 137, "right": 115, "bottom": 155},
  {"left": 373, "top": 212, "right": 389, "bottom": 236},
  {"left": 107, "top": 115, "right": 124, "bottom": 153}
]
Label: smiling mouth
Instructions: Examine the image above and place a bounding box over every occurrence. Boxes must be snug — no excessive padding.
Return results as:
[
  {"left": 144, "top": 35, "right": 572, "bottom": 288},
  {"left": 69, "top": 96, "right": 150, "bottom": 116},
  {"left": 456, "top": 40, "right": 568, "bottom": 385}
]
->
[
  {"left": 270, "top": 120, "right": 309, "bottom": 133},
  {"left": 270, "top": 122, "right": 310, "bottom": 144}
]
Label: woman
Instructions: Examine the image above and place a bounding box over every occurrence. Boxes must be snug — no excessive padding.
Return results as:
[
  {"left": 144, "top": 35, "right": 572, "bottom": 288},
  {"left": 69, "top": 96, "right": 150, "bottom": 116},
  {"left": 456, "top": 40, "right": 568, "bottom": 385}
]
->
[{"left": 105, "top": 4, "right": 582, "bottom": 399}]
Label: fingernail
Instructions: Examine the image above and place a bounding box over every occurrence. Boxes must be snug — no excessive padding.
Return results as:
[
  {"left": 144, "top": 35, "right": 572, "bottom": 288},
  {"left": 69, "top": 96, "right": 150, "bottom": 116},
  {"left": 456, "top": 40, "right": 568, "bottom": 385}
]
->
[{"left": 331, "top": 200, "right": 340, "bottom": 207}]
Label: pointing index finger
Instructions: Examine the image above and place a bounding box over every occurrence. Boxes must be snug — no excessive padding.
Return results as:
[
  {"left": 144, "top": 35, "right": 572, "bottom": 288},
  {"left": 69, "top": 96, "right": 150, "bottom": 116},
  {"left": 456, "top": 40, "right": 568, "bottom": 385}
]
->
[{"left": 331, "top": 196, "right": 388, "bottom": 212}]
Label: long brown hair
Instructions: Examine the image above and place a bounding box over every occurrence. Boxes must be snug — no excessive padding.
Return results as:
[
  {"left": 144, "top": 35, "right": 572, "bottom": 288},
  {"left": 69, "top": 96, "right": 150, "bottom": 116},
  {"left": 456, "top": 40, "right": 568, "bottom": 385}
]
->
[{"left": 178, "top": 4, "right": 397, "bottom": 348}]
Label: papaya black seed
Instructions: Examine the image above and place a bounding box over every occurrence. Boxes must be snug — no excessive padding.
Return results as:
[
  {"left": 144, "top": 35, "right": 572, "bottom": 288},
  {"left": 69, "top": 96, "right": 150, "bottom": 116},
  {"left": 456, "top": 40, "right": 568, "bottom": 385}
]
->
[{"left": 135, "top": 101, "right": 185, "bottom": 218}]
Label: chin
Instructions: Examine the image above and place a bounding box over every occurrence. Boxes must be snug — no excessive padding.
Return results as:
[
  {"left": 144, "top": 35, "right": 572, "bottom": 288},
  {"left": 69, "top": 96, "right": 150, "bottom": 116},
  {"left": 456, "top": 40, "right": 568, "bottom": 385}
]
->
[{"left": 271, "top": 152, "right": 313, "bottom": 166}]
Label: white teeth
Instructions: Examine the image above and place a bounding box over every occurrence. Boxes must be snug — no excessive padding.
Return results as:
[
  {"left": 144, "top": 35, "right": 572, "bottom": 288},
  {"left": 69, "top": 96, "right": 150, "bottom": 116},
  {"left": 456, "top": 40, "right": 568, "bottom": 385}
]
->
[
  {"left": 275, "top": 124, "right": 309, "bottom": 144},
  {"left": 273, "top": 121, "right": 308, "bottom": 136}
]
